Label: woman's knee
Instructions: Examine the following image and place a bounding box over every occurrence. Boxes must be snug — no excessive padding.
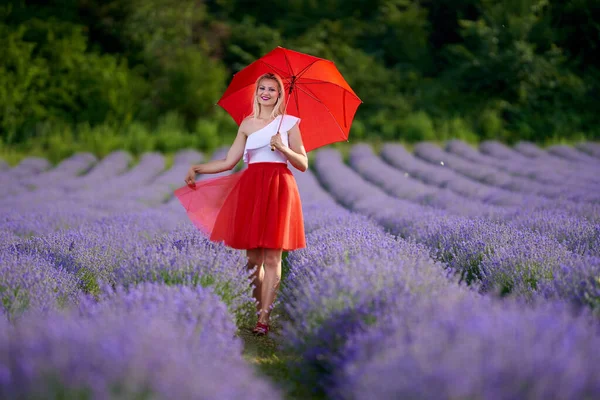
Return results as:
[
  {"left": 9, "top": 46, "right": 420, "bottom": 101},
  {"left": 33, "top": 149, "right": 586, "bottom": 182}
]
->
[
  {"left": 263, "top": 250, "right": 282, "bottom": 269},
  {"left": 246, "top": 249, "right": 264, "bottom": 267}
]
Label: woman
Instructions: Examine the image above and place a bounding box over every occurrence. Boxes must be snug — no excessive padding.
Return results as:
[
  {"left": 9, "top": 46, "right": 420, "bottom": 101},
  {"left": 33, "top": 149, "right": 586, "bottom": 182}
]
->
[{"left": 179, "top": 72, "right": 307, "bottom": 336}]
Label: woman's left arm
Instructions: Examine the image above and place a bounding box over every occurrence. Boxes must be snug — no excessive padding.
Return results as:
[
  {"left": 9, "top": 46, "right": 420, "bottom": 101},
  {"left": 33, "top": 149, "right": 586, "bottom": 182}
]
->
[{"left": 271, "top": 122, "right": 308, "bottom": 172}]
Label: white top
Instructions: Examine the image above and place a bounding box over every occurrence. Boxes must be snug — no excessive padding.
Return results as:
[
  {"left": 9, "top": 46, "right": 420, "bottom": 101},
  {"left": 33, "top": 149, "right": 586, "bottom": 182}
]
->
[{"left": 243, "top": 114, "right": 301, "bottom": 164}]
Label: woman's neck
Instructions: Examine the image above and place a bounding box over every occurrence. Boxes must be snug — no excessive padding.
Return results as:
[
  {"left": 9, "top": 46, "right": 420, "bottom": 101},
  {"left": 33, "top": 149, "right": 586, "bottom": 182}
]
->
[{"left": 257, "top": 105, "right": 275, "bottom": 120}]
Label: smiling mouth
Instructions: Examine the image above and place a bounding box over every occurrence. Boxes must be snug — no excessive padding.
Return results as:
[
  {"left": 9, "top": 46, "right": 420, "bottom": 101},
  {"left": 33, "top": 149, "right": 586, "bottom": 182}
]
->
[{"left": 260, "top": 96, "right": 270, "bottom": 100}]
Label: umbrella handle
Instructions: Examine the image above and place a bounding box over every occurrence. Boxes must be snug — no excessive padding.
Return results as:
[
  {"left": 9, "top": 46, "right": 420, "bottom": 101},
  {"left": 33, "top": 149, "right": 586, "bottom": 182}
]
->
[{"left": 271, "top": 87, "right": 294, "bottom": 151}]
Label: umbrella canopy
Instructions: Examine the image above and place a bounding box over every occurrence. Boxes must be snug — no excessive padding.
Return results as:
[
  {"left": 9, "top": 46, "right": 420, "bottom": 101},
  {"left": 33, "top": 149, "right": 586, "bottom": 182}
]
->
[{"left": 217, "top": 46, "right": 362, "bottom": 153}]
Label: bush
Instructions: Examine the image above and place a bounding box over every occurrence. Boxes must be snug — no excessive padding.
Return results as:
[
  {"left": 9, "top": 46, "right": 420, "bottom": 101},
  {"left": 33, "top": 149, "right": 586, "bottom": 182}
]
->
[
  {"left": 401, "top": 111, "right": 436, "bottom": 142},
  {"left": 0, "top": 18, "right": 148, "bottom": 145},
  {"left": 438, "top": 116, "right": 479, "bottom": 143}
]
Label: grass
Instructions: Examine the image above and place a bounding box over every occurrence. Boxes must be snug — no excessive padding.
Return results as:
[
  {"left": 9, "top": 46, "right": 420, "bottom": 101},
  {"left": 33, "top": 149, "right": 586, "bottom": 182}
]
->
[
  {"left": 236, "top": 250, "right": 327, "bottom": 400},
  {"left": 238, "top": 326, "right": 327, "bottom": 400}
]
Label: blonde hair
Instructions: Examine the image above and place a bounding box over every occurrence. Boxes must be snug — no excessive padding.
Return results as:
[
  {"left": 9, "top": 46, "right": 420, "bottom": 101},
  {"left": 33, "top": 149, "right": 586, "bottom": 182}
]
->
[{"left": 252, "top": 73, "right": 286, "bottom": 120}]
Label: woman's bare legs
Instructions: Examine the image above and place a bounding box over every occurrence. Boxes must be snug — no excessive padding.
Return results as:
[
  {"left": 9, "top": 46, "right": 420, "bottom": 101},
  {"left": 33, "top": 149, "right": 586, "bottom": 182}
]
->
[
  {"left": 246, "top": 248, "right": 265, "bottom": 314},
  {"left": 258, "top": 248, "right": 283, "bottom": 325}
]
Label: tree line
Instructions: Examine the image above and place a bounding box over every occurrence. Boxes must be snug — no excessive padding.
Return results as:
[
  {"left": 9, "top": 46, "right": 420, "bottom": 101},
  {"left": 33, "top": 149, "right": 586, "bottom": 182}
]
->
[{"left": 1, "top": 0, "right": 598, "bottom": 159}]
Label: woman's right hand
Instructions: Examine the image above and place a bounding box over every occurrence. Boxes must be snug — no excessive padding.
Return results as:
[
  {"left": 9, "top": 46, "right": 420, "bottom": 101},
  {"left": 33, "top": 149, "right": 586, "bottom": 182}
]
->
[{"left": 185, "top": 166, "right": 197, "bottom": 188}]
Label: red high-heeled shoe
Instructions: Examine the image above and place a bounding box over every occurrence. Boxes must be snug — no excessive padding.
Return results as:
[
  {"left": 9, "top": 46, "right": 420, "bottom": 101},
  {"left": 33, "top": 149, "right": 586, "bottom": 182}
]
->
[{"left": 252, "top": 322, "right": 269, "bottom": 336}]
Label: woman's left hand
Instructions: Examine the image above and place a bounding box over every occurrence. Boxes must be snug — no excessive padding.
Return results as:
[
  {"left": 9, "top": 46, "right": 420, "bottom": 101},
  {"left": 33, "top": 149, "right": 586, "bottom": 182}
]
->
[{"left": 270, "top": 132, "right": 284, "bottom": 151}]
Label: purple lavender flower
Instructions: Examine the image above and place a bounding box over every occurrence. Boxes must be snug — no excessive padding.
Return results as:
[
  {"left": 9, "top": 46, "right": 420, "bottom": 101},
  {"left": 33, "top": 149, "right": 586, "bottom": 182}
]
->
[
  {"left": 332, "top": 295, "right": 600, "bottom": 400},
  {"left": 0, "top": 251, "right": 80, "bottom": 320},
  {"left": 576, "top": 142, "right": 600, "bottom": 159},
  {"left": 0, "top": 283, "right": 280, "bottom": 399}
]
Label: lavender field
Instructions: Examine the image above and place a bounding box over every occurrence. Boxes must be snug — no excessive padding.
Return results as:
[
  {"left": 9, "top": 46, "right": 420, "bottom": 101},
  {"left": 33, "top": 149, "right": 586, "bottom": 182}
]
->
[{"left": 1, "top": 140, "right": 600, "bottom": 400}]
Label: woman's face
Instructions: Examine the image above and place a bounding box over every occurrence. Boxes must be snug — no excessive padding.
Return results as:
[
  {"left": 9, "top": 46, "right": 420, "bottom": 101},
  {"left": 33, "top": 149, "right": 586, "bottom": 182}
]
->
[{"left": 257, "top": 79, "right": 279, "bottom": 106}]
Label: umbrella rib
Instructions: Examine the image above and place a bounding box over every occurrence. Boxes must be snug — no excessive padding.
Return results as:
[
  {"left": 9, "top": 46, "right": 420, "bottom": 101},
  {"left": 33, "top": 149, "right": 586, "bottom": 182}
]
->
[
  {"left": 295, "top": 85, "right": 348, "bottom": 141},
  {"left": 295, "top": 60, "right": 321, "bottom": 79},
  {"left": 296, "top": 80, "right": 362, "bottom": 102},
  {"left": 257, "top": 60, "right": 291, "bottom": 78},
  {"left": 293, "top": 86, "right": 300, "bottom": 116},
  {"left": 296, "top": 85, "right": 323, "bottom": 105},
  {"left": 282, "top": 51, "right": 296, "bottom": 77}
]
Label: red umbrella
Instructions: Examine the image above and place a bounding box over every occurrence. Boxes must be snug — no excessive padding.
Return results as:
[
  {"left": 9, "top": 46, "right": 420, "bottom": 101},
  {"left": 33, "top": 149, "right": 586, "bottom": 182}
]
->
[{"left": 217, "top": 46, "right": 362, "bottom": 152}]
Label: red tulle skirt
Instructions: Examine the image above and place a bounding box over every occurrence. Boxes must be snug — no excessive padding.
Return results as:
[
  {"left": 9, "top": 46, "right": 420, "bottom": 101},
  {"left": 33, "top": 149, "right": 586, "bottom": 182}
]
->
[{"left": 174, "top": 162, "right": 306, "bottom": 251}]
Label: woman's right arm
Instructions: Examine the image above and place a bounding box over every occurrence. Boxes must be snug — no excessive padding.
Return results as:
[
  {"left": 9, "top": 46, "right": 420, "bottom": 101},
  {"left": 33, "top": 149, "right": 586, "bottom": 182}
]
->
[{"left": 190, "top": 124, "right": 247, "bottom": 175}]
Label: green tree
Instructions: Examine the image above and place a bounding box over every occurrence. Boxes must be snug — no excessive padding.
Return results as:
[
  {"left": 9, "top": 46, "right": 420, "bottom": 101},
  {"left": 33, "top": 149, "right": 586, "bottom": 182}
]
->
[
  {"left": 0, "top": 17, "right": 146, "bottom": 143},
  {"left": 442, "top": 0, "right": 587, "bottom": 140}
]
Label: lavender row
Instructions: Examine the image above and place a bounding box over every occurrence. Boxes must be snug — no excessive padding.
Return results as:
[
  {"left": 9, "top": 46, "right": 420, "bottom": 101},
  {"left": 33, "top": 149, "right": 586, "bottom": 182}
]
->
[
  {"left": 0, "top": 153, "right": 97, "bottom": 200},
  {"left": 576, "top": 141, "right": 600, "bottom": 159},
  {"left": 3, "top": 210, "right": 256, "bottom": 325},
  {"left": 314, "top": 148, "right": 600, "bottom": 309},
  {"left": 0, "top": 149, "right": 205, "bottom": 237},
  {"left": 350, "top": 144, "right": 511, "bottom": 218},
  {"left": 0, "top": 283, "right": 279, "bottom": 399},
  {"left": 350, "top": 144, "right": 599, "bottom": 256},
  {"left": 0, "top": 157, "right": 50, "bottom": 182},
  {"left": 126, "top": 149, "right": 203, "bottom": 206},
  {"left": 0, "top": 251, "right": 80, "bottom": 321},
  {"left": 381, "top": 143, "right": 525, "bottom": 206},
  {"left": 416, "top": 142, "right": 600, "bottom": 204},
  {"left": 548, "top": 143, "right": 600, "bottom": 165},
  {"left": 381, "top": 143, "right": 600, "bottom": 222},
  {"left": 286, "top": 167, "right": 600, "bottom": 399},
  {"left": 445, "top": 140, "right": 598, "bottom": 195},
  {"left": 514, "top": 141, "right": 600, "bottom": 181},
  {"left": 480, "top": 139, "right": 600, "bottom": 190},
  {"left": 1, "top": 148, "right": 257, "bottom": 322},
  {"left": 331, "top": 290, "right": 600, "bottom": 400},
  {"left": 350, "top": 145, "right": 600, "bottom": 308},
  {"left": 0, "top": 151, "right": 134, "bottom": 213},
  {"left": 282, "top": 167, "right": 459, "bottom": 392},
  {"left": 474, "top": 140, "right": 589, "bottom": 185},
  {"left": 3, "top": 148, "right": 201, "bottom": 211},
  {"left": 481, "top": 140, "right": 600, "bottom": 186},
  {"left": 483, "top": 140, "right": 600, "bottom": 165},
  {"left": 1, "top": 152, "right": 279, "bottom": 396},
  {"left": 516, "top": 141, "right": 600, "bottom": 166}
]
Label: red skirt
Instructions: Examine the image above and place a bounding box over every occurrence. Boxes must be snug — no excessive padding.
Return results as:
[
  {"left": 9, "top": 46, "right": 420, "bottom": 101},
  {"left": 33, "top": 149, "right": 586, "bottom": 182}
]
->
[{"left": 174, "top": 162, "right": 306, "bottom": 251}]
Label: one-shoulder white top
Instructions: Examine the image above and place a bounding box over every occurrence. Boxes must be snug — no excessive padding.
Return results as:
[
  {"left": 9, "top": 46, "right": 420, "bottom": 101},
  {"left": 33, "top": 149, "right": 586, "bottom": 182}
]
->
[{"left": 243, "top": 115, "right": 301, "bottom": 164}]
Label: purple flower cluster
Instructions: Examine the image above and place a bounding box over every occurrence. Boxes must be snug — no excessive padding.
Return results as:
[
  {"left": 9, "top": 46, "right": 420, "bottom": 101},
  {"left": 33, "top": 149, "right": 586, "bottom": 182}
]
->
[
  {"left": 2, "top": 142, "right": 600, "bottom": 398},
  {"left": 548, "top": 143, "right": 600, "bottom": 165},
  {"left": 0, "top": 148, "right": 282, "bottom": 397},
  {"left": 282, "top": 167, "right": 458, "bottom": 389},
  {"left": 576, "top": 141, "right": 600, "bottom": 159},
  {"left": 541, "top": 256, "right": 600, "bottom": 311},
  {"left": 445, "top": 140, "right": 599, "bottom": 202},
  {"left": 380, "top": 142, "right": 523, "bottom": 206},
  {"left": 514, "top": 141, "right": 600, "bottom": 184},
  {"left": 1, "top": 153, "right": 97, "bottom": 200},
  {"left": 415, "top": 141, "right": 600, "bottom": 207},
  {"left": 332, "top": 295, "right": 600, "bottom": 400},
  {"left": 0, "top": 283, "right": 280, "bottom": 399},
  {"left": 350, "top": 143, "right": 510, "bottom": 218},
  {"left": 0, "top": 251, "right": 79, "bottom": 320},
  {"left": 353, "top": 144, "right": 600, "bottom": 256},
  {"left": 314, "top": 148, "right": 600, "bottom": 304},
  {"left": 284, "top": 167, "right": 600, "bottom": 399}
]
